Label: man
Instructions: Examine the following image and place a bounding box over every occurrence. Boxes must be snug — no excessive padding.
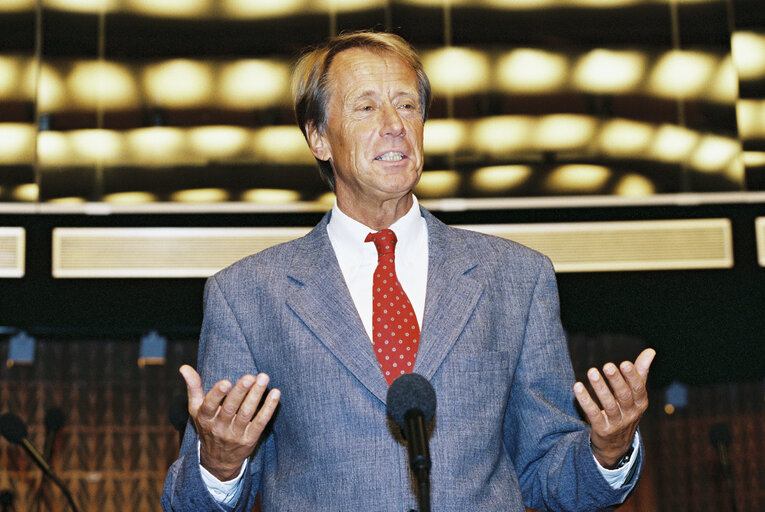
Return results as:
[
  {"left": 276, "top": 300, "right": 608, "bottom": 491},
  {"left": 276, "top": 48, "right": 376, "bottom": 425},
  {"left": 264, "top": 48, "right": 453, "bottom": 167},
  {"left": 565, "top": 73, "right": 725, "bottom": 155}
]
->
[{"left": 162, "top": 31, "right": 655, "bottom": 511}]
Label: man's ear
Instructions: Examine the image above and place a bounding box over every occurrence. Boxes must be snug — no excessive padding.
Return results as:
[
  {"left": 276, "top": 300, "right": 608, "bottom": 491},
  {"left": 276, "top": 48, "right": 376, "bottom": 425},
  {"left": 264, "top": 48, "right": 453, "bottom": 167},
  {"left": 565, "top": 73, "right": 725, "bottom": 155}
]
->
[{"left": 306, "top": 122, "right": 331, "bottom": 162}]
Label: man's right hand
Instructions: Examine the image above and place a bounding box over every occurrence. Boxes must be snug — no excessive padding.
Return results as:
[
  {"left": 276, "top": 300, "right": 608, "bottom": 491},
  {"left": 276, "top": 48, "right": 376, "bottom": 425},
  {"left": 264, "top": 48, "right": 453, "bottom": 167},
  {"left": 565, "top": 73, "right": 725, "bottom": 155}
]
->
[{"left": 180, "top": 365, "right": 281, "bottom": 481}]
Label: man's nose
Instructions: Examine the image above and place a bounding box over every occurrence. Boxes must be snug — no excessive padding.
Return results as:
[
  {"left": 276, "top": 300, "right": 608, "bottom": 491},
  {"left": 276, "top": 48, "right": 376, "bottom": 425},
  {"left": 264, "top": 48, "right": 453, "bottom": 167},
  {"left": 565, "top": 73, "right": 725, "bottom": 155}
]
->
[{"left": 378, "top": 103, "right": 406, "bottom": 137}]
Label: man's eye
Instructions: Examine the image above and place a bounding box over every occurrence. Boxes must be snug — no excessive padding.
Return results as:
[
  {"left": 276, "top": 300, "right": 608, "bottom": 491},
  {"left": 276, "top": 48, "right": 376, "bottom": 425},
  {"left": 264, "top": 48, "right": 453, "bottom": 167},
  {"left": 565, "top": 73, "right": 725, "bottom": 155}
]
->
[{"left": 361, "top": 105, "right": 374, "bottom": 111}]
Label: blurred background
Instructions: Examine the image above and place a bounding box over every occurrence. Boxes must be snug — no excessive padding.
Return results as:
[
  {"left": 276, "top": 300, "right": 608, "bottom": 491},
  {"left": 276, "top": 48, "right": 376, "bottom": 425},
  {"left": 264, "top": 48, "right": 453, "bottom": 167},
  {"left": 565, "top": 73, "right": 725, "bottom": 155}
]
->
[{"left": 0, "top": 0, "right": 763, "bottom": 511}]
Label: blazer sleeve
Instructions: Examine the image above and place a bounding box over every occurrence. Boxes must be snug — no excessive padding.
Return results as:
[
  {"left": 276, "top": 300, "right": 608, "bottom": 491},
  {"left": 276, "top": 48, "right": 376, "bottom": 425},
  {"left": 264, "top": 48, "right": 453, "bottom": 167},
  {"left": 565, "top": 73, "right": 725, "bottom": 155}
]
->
[
  {"left": 503, "top": 256, "right": 641, "bottom": 512},
  {"left": 161, "top": 275, "right": 266, "bottom": 512}
]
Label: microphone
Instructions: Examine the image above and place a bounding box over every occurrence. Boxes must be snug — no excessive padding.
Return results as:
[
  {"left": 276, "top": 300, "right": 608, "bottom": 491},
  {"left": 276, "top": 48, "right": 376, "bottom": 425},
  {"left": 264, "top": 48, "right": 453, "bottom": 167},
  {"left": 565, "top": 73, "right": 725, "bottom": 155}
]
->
[
  {"left": 386, "top": 373, "right": 436, "bottom": 512},
  {"left": 169, "top": 393, "right": 189, "bottom": 448},
  {"left": 0, "top": 413, "right": 81, "bottom": 512},
  {"left": 709, "top": 422, "right": 738, "bottom": 512},
  {"left": 43, "top": 407, "right": 66, "bottom": 461}
]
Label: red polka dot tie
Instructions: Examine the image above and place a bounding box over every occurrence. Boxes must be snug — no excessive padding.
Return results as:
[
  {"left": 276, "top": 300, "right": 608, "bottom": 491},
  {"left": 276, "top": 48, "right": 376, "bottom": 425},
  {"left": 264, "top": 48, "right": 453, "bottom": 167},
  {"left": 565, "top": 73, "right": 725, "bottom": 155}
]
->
[{"left": 365, "top": 229, "right": 420, "bottom": 385}]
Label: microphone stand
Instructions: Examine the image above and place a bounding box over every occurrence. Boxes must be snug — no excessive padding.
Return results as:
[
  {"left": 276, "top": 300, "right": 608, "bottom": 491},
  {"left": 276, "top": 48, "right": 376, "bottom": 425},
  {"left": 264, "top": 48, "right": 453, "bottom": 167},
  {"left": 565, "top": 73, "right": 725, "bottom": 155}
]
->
[{"left": 405, "top": 412, "right": 431, "bottom": 512}]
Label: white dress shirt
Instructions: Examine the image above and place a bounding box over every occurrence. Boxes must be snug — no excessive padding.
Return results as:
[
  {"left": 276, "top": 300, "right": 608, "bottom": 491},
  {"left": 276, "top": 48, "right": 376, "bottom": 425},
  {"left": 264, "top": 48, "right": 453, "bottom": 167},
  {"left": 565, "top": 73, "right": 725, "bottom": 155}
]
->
[{"left": 201, "top": 196, "right": 638, "bottom": 504}]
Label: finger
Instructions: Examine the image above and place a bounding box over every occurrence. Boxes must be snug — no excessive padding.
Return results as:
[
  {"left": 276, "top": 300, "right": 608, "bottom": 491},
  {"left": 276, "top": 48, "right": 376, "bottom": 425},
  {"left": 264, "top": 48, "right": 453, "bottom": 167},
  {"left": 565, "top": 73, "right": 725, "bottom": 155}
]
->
[
  {"left": 634, "top": 348, "right": 656, "bottom": 379},
  {"left": 603, "top": 362, "right": 635, "bottom": 409},
  {"left": 179, "top": 365, "right": 204, "bottom": 417},
  {"left": 588, "top": 367, "right": 621, "bottom": 423},
  {"left": 245, "top": 387, "right": 281, "bottom": 441},
  {"left": 620, "top": 360, "right": 648, "bottom": 407},
  {"left": 197, "top": 379, "right": 233, "bottom": 421},
  {"left": 573, "top": 381, "right": 606, "bottom": 429},
  {"left": 217, "top": 374, "right": 257, "bottom": 424},
  {"left": 233, "top": 373, "right": 270, "bottom": 430}
]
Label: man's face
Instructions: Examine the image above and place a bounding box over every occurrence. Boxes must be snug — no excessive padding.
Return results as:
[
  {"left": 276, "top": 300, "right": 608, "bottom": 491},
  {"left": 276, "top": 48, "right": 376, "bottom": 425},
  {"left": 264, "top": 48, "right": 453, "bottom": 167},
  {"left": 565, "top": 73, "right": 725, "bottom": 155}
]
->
[{"left": 307, "top": 48, "right": 424, "bottom": 209}]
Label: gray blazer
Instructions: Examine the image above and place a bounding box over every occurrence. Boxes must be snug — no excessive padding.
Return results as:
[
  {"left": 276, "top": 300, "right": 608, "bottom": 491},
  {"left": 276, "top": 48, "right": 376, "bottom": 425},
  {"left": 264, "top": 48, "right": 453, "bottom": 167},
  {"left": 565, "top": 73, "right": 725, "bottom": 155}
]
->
[{"left": 162, "top": 207, "right": 641, "bottom": 511}]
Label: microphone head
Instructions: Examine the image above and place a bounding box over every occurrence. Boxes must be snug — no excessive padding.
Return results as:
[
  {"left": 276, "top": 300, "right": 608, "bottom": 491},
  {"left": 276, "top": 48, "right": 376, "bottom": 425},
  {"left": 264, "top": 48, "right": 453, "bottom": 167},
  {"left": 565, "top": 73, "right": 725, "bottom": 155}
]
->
[
  {"left": 0, "top": 413, "right": 28, "bottom": 444},
  {"left": 44, "top": 407, "right": 66, "bottom": 432},
  {"left": 386, "top": 373, "right": 436, "bottom": 430},
  {"left": 709, "top": 422, "right": 732, "bottom": 446}
]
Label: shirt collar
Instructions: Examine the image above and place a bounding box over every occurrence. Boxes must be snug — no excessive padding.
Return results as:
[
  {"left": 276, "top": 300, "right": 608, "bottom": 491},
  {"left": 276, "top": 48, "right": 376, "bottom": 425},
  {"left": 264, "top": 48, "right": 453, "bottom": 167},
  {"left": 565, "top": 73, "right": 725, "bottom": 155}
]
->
[{"left": 327, "top": 196, "right": 424, "bottom": 264}]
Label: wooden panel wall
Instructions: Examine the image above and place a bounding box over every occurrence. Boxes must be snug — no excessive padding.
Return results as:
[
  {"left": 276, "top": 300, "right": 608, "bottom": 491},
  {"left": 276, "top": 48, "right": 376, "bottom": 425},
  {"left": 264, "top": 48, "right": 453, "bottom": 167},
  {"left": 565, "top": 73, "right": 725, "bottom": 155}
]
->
[{"left": 0, "top": 337, "right": 761, "bottom": 512}]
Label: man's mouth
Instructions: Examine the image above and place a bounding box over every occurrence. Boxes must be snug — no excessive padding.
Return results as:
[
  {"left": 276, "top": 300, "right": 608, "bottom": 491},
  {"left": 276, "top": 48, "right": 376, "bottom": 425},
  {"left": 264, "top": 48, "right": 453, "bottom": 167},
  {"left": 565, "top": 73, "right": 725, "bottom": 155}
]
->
[{"left": 375, "top": 151, "right": 406, "bottom": 162}]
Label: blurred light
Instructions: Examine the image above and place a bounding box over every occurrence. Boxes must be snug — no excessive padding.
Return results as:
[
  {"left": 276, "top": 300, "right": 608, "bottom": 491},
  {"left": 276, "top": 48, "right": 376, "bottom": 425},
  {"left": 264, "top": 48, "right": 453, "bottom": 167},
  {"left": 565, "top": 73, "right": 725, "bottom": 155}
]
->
[
  {"left": 648, "top": 51, "right": 717, "bottom": 99},
  {"left": 545, "top": 165, "right": 611, "bottom": 193},
  {"left": 0, "top": 57, "right": 22, "bottom": 98},
  {"left": 422, "top": 48, "right": 491, "bottom": 96},
  {"left": 13, "top": 184, "right": 39, "bottom": 202},
  {"left": 69, "top": 129, "right": 124, "bottom": 164},
  {"left": 7, "top": 332, "right": 35, "bottom": 367},
  {"left": 36, "top": 63, "right": 67, "bottom": 112},
  {"left": 0, "top": 0, "right": 36, "bottom": 12},
  {"left": 143, "top": 60, "right": 214, "bottom": 108},
  {"left": 170, "top": 188, "right": 229, "bottom": 203},
  {"left": 45, "top": 0, "right": 119, "bottom": 13},
  {"left": 664, "top": 381, "right": 688, "bottom": 412},
  {"left": 223, "top": 0, "right": 306, "bottom": 18},
  {"left": 664, "top": 404, "right": 675, "bottom": 415},
  {"left": 126, "top": 0, "right": 211, "bottom": 17},
  {"left": 650, "top": 125, "right": 699, "bottom": 163},
  {"left": 241, "top": 189, "right": 301, "bottom": 203},
  {"left": 732, "top": 31, "right": 765, "bottom": 81},
  {"left": 314, "top": 0, "right": 386, "bottom": 11},
  {"left": 496, "top": 49, "right": 568, "bottom": 93},
  {"left": 705, "top": 56, "right": 738, "bottom": 104},
  {"left": 570, "top": 0, "right": 641, "bottom": 6},
  {"left": 126, "top": 127, "right": 189, "bottom": 166},
  {"left": 471, "top": 165, "right": 532, "bottom": 192},
  {"left": 47, "top": 197, "right": 88, "bottom": 205},
  {"left": 724, "top": 156, "right": 745, "bottom": 183},
  {"left": 689, "top": 135, "right": 740, "bottom": 173},
  {"left": 253, "top": 126, "right": 314, "bottom": 164},
  {"left": 138, "top": 331, "right": 167, "bottom": 367},
  {"left": 188, "top": 126, "right": 249, "bottom": 160},
  {"left": 573, "top": 49, "right": 645, "bottom": 94},
  {"left": 472, "top": 116, "right": 533, "bottom": 154},
  {"left": 534, "top": 114, "right": 597, "bottom": 151},
  {"left": 219, "top": 60, "right": 290, "bottom": 109},
  {"left": 614, "top": 174, "right": 655, "bottom": 197},
  {"left": 736, "top": 100, "right": 765, "bottom": 139},
  {"left": 743, "top": 151, "right": 765, "bottom": 167},
  {"left": 0, "top": 123, "right": 36, "bottom": 164},
  {"left": 103, "top": 191, "right": 158, "bottom": 204},
  {"left": 67, "top": 61, "right": 138, "bottom": 110},
  {"left": 423, "top": 119, "right": 468, "bottom": 154},
  {"left": 481, "top": 0, "right": 557, "bottom": 8},
  {"left": 598, "top": 119, "right": 654, "bottom": 158},
  {"left": 415, "top": 170, "right": 460, "bottom": 197},
  {"left": 316, "top": 191, "right": 336, "bottom": 206},
  {"left": 401, "top": 0, "right": 471, "bottom": 6},
  {"left": 38, "top": 132, "right": 73, "bottom": 165}
]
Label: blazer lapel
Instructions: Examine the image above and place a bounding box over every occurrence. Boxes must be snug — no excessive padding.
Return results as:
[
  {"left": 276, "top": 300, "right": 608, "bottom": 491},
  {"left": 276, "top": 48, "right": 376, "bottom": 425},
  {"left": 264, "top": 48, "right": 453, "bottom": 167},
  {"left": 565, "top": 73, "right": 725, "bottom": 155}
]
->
[
  {"left": 285, "top": 214, "right": 390, "bottom": 403},
  {"left": 414, "top": 209, "right": 484, "bottom": 381}
]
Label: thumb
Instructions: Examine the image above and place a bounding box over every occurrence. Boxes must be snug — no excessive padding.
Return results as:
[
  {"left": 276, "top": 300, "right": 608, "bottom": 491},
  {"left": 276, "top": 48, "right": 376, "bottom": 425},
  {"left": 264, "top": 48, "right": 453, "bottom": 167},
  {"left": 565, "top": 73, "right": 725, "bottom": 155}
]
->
[
  {"left": 179, "top": 365, "right": 204, "bottom": 417},
  {"left": 635, "top": 348, "right": 656, "bottom": 379}
]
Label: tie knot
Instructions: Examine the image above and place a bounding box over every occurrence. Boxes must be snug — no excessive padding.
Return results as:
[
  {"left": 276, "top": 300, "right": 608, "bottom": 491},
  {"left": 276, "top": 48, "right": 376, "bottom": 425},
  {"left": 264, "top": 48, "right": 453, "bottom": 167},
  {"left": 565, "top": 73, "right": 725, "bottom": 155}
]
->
[{"left": 365, "top": 229, "right": 397, "bottom": 256}]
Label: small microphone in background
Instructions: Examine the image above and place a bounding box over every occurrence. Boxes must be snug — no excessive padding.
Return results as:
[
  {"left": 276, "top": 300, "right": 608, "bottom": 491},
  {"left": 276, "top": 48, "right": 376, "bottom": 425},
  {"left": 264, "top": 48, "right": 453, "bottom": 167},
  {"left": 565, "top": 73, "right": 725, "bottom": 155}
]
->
[
  {"left": 386, "top": 373, "right": 436, "bottom": 512},
  {"left": 43, "top": 407, "right": 66, "bottom": 462},
  {"left": 0, "top": 489, "right": 15, "bottom": 512},
  {"left": 0, "top": 413, "right": 81, "bottom": 512},
  {"left": 709, "top": 422, "right": 738, "bottom": 512},
  {"left": 169, "top": 393, "right": 189, "bottom": 448}
]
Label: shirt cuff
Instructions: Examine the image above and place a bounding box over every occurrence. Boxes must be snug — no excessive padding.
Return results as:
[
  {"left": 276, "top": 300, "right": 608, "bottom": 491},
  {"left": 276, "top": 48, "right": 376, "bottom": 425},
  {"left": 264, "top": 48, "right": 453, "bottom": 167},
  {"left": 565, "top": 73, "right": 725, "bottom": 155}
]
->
[
  {"left": 197, "top": 441, "right": 247, "bottom": 506},
  {"left": 593, "top": 433, "right": 641, "bottom": 489}
]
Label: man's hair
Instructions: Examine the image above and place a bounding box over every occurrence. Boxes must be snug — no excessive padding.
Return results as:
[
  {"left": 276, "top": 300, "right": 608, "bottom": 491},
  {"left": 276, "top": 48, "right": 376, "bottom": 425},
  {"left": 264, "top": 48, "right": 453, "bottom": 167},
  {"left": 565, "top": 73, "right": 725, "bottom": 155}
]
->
[{"left": 292, "top": 31, "right": 432, "bottom": 189}]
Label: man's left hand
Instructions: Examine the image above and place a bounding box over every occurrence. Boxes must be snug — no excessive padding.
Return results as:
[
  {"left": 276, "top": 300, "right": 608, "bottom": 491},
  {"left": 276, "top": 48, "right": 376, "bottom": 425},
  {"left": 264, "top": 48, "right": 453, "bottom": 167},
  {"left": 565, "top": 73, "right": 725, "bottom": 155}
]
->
[{"left": 573, "top": 348, "right": 656, "bottom": 468}]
